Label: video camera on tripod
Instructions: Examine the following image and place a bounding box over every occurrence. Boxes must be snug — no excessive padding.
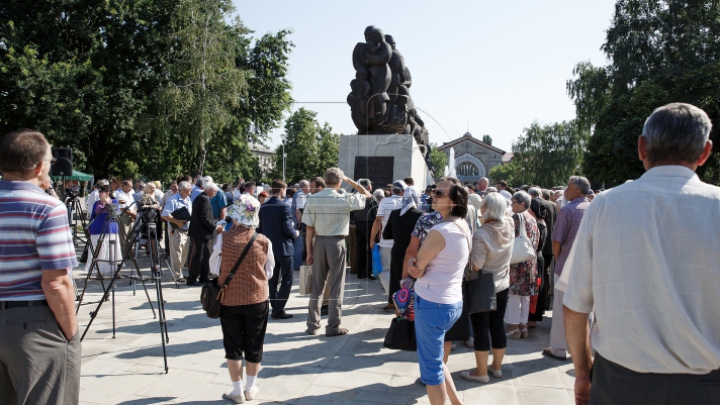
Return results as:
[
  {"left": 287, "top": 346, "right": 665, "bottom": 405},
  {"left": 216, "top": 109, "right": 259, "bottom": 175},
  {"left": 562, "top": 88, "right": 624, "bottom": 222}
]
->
[{"left": 65, "top": 184, "right": 80, "bottom": 199}]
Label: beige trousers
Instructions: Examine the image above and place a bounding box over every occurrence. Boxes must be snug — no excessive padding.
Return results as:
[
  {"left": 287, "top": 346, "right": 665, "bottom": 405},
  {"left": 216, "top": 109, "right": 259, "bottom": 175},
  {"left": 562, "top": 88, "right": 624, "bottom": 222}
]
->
[{"left": 168, "top": 229, "right": 190, "bottom": 279}]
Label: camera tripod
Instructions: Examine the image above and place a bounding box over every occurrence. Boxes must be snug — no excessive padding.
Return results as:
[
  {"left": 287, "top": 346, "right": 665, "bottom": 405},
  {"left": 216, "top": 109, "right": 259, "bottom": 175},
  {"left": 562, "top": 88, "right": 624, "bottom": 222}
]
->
[
  {"left": 66, "top": 196, "right": 87, "bottom": 247},
  {"left": 76, "top": 206, "right": 156, "bottom": 314},
  {"left": 78, "top": 205, "right": 170, "bottom": 373}
]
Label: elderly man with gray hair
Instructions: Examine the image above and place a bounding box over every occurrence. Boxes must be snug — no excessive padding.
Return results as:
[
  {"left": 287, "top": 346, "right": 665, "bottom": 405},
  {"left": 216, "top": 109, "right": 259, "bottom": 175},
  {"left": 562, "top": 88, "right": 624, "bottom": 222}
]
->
[
  {"left": 302, "top": 168, "right": 370, "bottom": 336},
  {"left": 542, "top": 175, "right": 591, "bottom": 360},
  {"left": 162, "top": 180, "right": 193, "bottom": 281},
  {"left": 563, "top": 103, "right": 720, "bottom": 405}
]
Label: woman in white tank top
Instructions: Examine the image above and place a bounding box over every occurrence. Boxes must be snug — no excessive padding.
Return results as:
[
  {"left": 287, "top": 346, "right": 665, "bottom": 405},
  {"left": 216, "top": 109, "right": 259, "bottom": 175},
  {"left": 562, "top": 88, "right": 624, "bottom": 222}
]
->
[{"left": 408, "top": 178, "right": 470, "bottom": 405}]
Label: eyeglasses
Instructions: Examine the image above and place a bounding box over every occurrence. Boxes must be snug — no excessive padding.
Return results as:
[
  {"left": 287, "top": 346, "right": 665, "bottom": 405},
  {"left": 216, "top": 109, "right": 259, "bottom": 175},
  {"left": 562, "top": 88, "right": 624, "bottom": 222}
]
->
[{"left": 431, "top": 189, "right": 448, "bottom": 198}]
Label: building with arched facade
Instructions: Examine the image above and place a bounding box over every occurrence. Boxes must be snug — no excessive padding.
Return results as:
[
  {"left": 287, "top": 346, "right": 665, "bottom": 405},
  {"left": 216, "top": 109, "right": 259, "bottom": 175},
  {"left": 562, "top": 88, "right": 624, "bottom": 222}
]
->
[{"left": 437, "top": 132, "right": 508, "bottom": 184}]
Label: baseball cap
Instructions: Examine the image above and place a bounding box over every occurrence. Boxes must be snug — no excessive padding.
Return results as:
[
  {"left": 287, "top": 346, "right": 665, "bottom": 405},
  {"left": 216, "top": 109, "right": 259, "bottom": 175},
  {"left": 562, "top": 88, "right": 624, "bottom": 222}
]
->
[
  {"left": 358, "top": 178, "right": 372, "bottom": 187},
  {"left": 392, "top": 180, "right": 407, "bottom": 192}
]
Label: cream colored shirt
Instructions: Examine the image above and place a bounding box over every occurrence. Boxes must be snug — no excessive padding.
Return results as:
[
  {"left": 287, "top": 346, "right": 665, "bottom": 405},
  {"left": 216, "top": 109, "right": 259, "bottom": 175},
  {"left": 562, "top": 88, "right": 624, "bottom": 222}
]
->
[
  {"left": 563, "top": 165, "right": 720, "bottom": 374},
  {"left": 301, "top": 188, "right": 366, "bottom": 236},
  {"left": 470, "top": 216, "right": 514, "bottom": 293}
]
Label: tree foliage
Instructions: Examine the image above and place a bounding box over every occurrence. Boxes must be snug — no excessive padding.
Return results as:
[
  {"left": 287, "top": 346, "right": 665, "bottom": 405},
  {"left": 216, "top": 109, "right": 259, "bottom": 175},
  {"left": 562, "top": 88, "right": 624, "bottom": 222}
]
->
[
  {"left": 0, "top": 0, "right": 293, "bottom": 183},
  {"left": 481, "top": 134, "right": 493, "bottom": 145},
  {"left": 489, "top": 121, "right": 587, "bottom": 188},
  {"left": 428, "top": 143, "right": 448, "bottom": 176},
  {"left": 270, "top": 108, "right": 339, "bottom": 184},
  {"left": 569, "top": 0, "right": 720, "bottom": 186}
]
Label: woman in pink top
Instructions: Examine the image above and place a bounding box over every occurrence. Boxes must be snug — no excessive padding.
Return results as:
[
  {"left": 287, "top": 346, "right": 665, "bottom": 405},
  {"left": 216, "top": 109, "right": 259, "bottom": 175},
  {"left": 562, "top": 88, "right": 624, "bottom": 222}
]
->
[{"left": 408, "top": 178, "right": 470, "bottom": 405}]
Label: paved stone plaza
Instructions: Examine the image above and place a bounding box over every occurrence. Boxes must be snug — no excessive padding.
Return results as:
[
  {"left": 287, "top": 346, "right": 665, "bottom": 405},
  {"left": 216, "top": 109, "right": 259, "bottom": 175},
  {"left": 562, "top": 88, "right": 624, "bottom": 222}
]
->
[{"left": 74, "top": 253, "right": 576, "bottom": 405}]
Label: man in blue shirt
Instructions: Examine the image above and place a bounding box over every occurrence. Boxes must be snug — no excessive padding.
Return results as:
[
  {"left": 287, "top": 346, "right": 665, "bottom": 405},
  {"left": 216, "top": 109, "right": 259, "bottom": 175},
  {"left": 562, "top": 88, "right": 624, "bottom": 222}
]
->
[
  {"left": 162, "top": 181, "right": 193, "bottom": 281},
  {"left": 210, "top": 188, "right": 228, "bottom": 220}
]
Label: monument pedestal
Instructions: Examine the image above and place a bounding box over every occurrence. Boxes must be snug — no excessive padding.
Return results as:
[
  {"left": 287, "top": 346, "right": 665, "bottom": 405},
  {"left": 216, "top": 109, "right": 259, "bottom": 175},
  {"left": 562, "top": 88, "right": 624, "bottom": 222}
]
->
[{"left": 339, "top": 134, "right": 433, "bottom": 190}]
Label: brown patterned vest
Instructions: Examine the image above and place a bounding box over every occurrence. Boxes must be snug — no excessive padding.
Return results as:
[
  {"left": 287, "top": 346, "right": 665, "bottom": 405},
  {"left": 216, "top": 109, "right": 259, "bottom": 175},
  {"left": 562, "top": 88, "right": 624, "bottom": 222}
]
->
[{"left": 217, "top": 226, "right": 270, "bottom": 306}]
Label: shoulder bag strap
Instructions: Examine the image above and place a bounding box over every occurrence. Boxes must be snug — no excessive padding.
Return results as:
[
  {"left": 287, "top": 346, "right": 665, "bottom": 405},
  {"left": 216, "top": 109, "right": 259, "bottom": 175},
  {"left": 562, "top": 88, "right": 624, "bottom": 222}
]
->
[
  {"left": 518, "top": 212, "right": 528, "bottom": 239},
  {"left": 221, "top": 231, "right": 258, "bottom": 289}
]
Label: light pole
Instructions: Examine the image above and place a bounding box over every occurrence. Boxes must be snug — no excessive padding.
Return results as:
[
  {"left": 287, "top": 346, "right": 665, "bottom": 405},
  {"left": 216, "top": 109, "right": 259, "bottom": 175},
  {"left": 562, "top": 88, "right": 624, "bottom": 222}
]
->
[{"left": 281, "top": 133, "right": 287, "bottom": 182}]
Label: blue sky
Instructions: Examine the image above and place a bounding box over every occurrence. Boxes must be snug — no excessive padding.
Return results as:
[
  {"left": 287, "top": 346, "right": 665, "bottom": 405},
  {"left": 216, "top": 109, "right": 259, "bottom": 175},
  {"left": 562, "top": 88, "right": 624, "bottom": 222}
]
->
[{"left": 232, "top": 1, "right": 617, "bottom": 153}]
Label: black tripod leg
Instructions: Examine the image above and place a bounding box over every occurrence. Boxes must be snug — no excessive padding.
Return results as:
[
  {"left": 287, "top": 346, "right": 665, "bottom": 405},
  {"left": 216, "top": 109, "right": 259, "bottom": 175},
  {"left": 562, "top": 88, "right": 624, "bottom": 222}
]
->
[{"left": 149, "top": 226, "right": 169, "bottom": 373}]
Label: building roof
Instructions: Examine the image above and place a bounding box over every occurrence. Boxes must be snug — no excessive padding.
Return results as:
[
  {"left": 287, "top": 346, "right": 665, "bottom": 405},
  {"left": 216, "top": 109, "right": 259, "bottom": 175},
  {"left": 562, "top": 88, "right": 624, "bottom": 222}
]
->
[
  {"left": 437, "top": 133, "right": 506, "bottom": 155},
  {"left": 502, "top": 152, "right": 514, "bottom": 163}
]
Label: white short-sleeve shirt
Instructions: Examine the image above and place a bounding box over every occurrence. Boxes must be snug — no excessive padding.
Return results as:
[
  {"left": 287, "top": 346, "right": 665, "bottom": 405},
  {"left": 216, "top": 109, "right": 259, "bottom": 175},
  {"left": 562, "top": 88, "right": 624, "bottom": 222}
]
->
[{"left": 563, "top": 165, "right": 720, "bottom": 375}]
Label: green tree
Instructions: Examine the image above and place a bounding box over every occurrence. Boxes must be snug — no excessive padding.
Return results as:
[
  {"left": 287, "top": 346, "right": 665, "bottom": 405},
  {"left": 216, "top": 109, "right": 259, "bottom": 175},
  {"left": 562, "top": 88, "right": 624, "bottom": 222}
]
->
[
  {"left": 428, "top": 143, "right": 448, "bottom": 176},
  {"left": 488, "top": 160, "right": 521, "bottom": 187},
  {"left": 569, "top": 0, "right": 720, "bottom": 186},
  {"left": 488, "top": 121, "right": 587, "bottom": 188},
  {"left": 278, "top": 108, "right": 320, "bottom": 183},
  {"left": 270, "top": 109, "right": 340, "bottom": 183},
  {"left": 157, "top": 0, "right": 250, "bottom": 174},
  {"left": 316, "top": 123, "right": 340, "bottom": 175},
  {"left": 482, "top": 134, "right": 493, "bottom": 145},
  {"left": 1, "top": 1, "right": 293, "bottom": 183},
  {"left": 566, "top": 61, "right": 611, "bottom": 132}
]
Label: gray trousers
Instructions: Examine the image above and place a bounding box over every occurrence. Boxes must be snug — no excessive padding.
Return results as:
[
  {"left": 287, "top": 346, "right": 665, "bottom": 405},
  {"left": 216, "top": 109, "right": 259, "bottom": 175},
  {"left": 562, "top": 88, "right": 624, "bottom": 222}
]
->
[
  {"left": 591, "top": 353, "right": 720, "bottom": 405},
  {"left": 307, "top": 236, "right": 346, "bottom": 334},
  {"left": 0, "top": 305, "right": 81, "bottom": 405},
  {"left": 549, "top": 274, "right": 568, "bottom": 356}
]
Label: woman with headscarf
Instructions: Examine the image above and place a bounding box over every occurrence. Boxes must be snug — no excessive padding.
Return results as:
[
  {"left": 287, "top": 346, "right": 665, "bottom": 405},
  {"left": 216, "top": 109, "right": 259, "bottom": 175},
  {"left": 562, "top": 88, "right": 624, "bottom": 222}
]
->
[
  {"left": 382, "top": 186, "right": 424, "bottom": 310},
  {"left": 208, "top": 195, "right": 275, "bottom": 404}
]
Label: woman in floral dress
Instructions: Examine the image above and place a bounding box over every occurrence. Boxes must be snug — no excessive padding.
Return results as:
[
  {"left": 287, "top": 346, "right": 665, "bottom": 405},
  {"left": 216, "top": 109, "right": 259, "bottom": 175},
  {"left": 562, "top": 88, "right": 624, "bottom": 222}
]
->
[{"left": 505, "top": 191, "right": 538, "bottom": 339}]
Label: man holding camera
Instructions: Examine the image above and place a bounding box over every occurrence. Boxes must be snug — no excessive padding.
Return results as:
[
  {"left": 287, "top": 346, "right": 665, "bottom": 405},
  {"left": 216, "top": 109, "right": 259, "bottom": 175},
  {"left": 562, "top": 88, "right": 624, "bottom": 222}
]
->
[
  {"left": 115, "top": 179, "right": 137, "bottom": 254},
  {"left": 0, "top": 129, "right": 81, "bottom": 404}
]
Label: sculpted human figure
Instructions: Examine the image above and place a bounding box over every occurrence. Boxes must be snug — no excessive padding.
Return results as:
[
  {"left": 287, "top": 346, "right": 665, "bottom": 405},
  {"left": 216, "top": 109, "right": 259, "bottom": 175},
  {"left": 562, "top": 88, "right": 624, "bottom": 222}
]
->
[
  {"left": 347, "top": 26, "right": 429, "bottom": 154},
  {"left": 385, "top": 34, "right": 412, "bottom": 104},
  {"left": 362, "top": 26, "right": 391, "bottom": 129}
]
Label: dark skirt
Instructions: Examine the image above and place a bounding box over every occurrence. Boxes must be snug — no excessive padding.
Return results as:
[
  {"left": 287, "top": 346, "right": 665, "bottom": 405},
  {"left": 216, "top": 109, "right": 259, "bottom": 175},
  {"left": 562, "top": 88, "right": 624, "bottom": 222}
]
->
[
  {"left": 529, "top": 253, "right": 545, "bottom": 321},
  {"left": 445, "top": 279, "right": 471, "bottom": 342}
]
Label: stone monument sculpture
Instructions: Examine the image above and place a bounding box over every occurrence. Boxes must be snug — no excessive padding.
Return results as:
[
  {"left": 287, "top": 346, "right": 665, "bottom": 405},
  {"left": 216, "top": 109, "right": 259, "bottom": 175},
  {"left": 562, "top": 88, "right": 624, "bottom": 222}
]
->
[{"left": 348, "top": 26, "right": 429, "bottom": 156}]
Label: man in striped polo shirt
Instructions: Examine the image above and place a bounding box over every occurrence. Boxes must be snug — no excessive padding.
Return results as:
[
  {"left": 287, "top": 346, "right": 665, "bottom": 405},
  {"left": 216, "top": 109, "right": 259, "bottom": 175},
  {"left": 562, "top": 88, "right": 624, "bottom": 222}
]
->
[{"left": 0, "top": 129, "right": 81, "bottom": 405}]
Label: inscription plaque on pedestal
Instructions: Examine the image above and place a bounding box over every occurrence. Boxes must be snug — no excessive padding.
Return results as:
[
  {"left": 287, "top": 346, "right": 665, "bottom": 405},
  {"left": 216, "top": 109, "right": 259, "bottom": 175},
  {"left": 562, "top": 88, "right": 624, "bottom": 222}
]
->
[{"left": 354, "top": 156, "right": 394, "bottom": 188}]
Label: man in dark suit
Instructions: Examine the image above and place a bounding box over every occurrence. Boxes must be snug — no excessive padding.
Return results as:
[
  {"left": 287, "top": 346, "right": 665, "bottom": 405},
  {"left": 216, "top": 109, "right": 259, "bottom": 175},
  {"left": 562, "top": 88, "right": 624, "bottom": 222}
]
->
[
  {"left": 187, "top": 178, "right": 223, "bottom": 286},
  {"left": 353, "top": 179, "right": 377, "bottom": 279},
  {"left": 259, "top": 179, "right": 299, "bottom": 319}
]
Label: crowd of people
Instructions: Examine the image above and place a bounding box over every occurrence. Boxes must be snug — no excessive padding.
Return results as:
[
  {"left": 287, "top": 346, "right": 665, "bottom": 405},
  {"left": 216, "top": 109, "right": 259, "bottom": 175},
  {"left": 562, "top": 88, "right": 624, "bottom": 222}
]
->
[{"left": 1, "top": 102, "right": 719, "bottom": 405}]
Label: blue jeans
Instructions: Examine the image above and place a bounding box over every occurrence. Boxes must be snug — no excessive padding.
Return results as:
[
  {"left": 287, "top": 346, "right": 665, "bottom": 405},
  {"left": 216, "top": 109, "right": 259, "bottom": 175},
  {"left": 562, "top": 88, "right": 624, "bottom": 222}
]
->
[
  {"left": 414, "top": 294, "right": 463, "bottom": 385},
  {"left": 293, "top": 234, "right": 304, "bottom": 270}
]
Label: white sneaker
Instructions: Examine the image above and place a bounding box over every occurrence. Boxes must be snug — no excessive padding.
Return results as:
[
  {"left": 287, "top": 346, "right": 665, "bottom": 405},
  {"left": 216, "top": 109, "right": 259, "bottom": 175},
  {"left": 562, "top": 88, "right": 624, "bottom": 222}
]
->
[
  {"left": 464, "top": 337, "right": 474, "bottom": 348},
  {"left": 223, "top": 389, "right": 245, "bottom": 404},
  {"left": 245, "top": 386, "right": 260, "bottom": 400}
]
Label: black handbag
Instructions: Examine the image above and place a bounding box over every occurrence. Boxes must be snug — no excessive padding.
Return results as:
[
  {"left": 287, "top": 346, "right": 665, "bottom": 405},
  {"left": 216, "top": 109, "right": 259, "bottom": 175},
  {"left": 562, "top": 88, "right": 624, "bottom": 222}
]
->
[
  {"left": 466, "top": 271, "right": 497, "bottom": 314},
  {"left": 383, "top": 317, "right": 417, "bottom": 351},
  {"left": 200, "top": 232, "right": 258, "bottom": 319}
]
